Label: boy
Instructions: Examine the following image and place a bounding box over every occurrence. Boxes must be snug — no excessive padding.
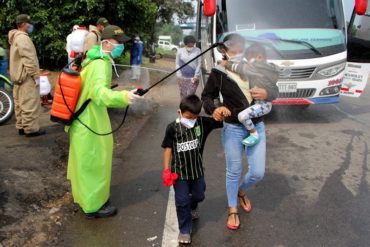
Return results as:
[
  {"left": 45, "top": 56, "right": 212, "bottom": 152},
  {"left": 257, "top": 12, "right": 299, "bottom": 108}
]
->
[
  {"left": 225, "top": 43, "right": 279, "bottom": 146},
  {"left": 161, "top": 95, "right": 225, "bottom": 244}
]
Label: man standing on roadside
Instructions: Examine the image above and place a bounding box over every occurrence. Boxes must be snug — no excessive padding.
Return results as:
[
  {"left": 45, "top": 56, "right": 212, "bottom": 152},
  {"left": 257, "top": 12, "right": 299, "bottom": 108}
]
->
[
  {"left": 83, "top": 17, "right": 109, "bottom": 53},
  {"left": 130, "top": 35, "right": 144, "bottom": 81},
  {"left": 8, "top": 14, "right": 45, "bottom": 137}
]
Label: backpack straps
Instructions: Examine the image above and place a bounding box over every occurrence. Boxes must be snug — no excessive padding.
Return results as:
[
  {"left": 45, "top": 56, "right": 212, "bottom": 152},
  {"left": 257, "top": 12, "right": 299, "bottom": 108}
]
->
[
  {"left": 67, "top": 57, "right": 104, "bottom": 125},
  {"left": 70, "top": 99, "right": 91, "bottom": 123},
  {"left": 91, "top": 30, "right": 99, "bottom": 42}
]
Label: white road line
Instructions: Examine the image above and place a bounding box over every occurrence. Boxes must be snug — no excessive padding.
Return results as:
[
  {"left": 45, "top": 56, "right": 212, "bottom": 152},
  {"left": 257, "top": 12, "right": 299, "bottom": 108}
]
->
[{"left": 161, "top": 186, "right": 179, "bottom": 247}]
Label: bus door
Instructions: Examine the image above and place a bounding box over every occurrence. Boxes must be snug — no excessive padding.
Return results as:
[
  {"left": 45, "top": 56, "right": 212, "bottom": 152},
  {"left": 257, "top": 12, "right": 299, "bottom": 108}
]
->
[{"left": 344, "top": 0, "right": 370, "bottom": 97}]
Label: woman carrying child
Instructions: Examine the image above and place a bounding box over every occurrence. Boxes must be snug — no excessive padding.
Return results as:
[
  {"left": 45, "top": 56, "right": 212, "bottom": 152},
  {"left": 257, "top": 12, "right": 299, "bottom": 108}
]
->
[{"left": 201, "top": 33, "right": 279, "bottom": 230}]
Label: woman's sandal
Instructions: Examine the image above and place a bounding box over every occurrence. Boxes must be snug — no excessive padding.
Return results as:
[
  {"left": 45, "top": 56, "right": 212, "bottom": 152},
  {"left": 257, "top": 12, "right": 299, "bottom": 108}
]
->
[
  {"left": 226, "top": 212, "right": 240, "bottom": 230},
  {"left": 238, "top": 193, "right": 252, "bottom": 213}
]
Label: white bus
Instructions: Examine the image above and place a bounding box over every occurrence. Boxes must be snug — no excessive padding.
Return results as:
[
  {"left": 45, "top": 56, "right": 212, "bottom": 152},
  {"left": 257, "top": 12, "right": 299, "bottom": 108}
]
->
[
  {"left": 196, "top": 0, "right": 369, "bottom": 106},
  {"left": 345, "top": 0, "right": 370, "bottom": 97}
]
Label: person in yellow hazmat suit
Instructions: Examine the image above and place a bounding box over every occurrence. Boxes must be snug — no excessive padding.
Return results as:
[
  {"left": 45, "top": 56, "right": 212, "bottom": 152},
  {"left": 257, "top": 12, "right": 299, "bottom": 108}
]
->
[{"left": 67, "top": 25, "right": 142, "bottom": 218}]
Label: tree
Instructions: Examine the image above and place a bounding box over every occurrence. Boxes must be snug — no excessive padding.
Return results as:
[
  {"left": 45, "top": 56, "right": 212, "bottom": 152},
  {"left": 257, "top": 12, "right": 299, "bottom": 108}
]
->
[
  {"left": 148, "top": 0, "right": 194, "bottom": 44},
  {"left": 0, "top": 0, "right": 194, "bottom": 68},
  {"left": 0, "top": 0, "right": 157, "bottom": 67},
  {"left": 154, "top": 0, "right": 194, "bottom": 23}
]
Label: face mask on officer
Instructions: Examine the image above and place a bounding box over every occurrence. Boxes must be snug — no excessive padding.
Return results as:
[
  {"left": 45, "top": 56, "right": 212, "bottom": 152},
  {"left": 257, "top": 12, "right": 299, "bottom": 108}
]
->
[
  {"left": 111, "top": 43, "right": 124, "bottom": 58},
  {"left": 100, "top": 40, "right": 124, "bottom": 78},
  {"left": 27, "top": 24, "right": 34, "bottom": 34},
  {"left": 101, "top": 40, "right": 125, "bottom": 59}
]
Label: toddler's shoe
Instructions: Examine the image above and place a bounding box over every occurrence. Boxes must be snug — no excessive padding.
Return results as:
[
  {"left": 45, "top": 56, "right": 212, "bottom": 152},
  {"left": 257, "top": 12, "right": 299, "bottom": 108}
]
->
[{"left": 242, "top": 134, "right": 259, "bottom": 147}]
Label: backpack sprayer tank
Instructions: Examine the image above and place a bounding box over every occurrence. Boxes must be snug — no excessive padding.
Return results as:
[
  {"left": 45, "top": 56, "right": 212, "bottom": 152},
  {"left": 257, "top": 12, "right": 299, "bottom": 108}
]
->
[{"left": 50, "top": 67, "right": 82, "bottom": 125}]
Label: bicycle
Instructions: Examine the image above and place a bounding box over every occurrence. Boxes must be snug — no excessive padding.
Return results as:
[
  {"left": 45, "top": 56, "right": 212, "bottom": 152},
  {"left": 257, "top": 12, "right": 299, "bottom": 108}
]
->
[{"left": 0, "top": 74, "right": 14, "bottom": 125}]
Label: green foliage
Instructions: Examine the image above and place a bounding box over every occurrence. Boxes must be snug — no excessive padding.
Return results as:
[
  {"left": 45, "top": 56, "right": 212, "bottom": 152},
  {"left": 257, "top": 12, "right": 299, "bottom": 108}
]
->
[
  {"left": 350, "top": 25, "right": 360, "bottom": 36},
  {"left": 346, "top": 21, "right": 359, "bottom": 36},
  {"left": 155, "top": 47, "right": 176, "bottom": 58},
  {"left": 0, "top": 0, "right": 194, "bottom": 68},
  {"left": 115, "top": 52, "right": 131, "bottom": 66},
  {"left": 153, "top": 0, "right": 194, "bottom": 23}
]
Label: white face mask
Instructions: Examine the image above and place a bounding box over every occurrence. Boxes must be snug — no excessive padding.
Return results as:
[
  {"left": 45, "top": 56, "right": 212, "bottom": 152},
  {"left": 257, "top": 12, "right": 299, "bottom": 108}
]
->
[
  {"left": 181, "top": 117, "right": 196, "bottom": 128},
  {"left": 178, "top": 111, "right": 197, "bottom": 129},
  {"left": 186, "top": 47, "right": 194, "bottom": 52}
]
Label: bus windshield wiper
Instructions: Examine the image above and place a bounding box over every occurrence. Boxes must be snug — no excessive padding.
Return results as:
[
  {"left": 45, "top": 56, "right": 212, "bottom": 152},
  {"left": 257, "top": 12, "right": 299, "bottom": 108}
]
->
[
  {"left": 275, "top": 38, "right": 323, "bottom": 56},
  {"left": 242, "top": 36, "right": 286, "bottom": 59}
]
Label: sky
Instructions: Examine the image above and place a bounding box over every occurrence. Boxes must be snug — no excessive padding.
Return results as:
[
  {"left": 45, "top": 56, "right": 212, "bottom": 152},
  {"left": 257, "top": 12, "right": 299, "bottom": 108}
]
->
[
  {"left": 343, "top": 0, "right": 354, "bottom": 19},
  {"left": 343, "top": 0, "right": 355, "bottom": 20}
]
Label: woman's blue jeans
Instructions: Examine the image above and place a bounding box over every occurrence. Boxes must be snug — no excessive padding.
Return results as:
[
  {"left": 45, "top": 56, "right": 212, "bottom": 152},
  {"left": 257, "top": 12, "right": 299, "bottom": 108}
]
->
[{"left": 221, "top": 122, "right": 266, "bottom": 208}]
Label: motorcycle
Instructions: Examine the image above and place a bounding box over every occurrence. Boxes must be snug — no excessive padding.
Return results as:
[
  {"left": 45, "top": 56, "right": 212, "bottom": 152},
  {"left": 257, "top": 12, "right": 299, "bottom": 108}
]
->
[{"left": 0, "top": 74, "right": 14, "bottom": 125}]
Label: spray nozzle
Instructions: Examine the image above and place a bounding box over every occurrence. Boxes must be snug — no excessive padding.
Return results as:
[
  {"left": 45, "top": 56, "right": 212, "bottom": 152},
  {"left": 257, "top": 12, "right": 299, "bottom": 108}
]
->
[{"left": 134, "top": 86, "right": 148, "bottom": 96}]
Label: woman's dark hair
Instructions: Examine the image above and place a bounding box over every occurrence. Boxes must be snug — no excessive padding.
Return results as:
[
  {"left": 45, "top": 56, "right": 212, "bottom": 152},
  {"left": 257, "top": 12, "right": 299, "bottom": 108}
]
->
[
  {"left": 183, "top": 35, "right": 197, "bottom": 45},
  {"left": 180, "top": 94, "right": 202, "bottom": 115}
]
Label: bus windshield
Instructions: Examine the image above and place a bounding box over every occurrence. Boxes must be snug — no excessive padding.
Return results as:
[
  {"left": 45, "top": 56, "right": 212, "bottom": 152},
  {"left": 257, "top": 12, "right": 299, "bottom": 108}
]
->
[{"left": 217, "top": 0, "right": 346, "bottom": 58}]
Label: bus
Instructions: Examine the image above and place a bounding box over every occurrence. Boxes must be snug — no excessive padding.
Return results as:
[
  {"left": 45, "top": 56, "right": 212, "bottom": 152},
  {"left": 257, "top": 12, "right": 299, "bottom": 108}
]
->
[
  {"left": 345, "top": 0, "right": 370, "bottom": 97},
  {"left": 196, "top": 0, "right": 369, "bottom": 106}
]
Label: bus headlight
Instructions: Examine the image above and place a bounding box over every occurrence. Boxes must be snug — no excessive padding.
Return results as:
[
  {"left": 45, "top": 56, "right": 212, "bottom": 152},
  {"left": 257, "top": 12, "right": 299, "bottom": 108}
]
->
[
  {"left": 318, "top": 62, "right": 346, "bottom": 77},
  {"left": 319, "top": 85, "right": 341, "bottom": 96}
]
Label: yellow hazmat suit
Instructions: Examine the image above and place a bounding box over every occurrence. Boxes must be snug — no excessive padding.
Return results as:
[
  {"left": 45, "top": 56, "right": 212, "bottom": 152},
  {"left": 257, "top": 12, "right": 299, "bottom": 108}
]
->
[{"left": 67, "top": 45, "right": 129, "bottom": 213}]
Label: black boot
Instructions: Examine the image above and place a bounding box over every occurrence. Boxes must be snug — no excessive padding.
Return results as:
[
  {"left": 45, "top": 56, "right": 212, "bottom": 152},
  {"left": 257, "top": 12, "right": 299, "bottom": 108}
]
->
[
  {"left": 85, "top": 203, "right": 117, "bottom": 219},
  {"left": 25, "top": 129, "right": 46, "bottom": 137}
]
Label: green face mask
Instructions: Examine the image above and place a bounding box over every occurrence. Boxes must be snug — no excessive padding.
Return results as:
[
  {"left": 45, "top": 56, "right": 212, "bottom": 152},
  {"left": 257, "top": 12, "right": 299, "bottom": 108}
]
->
[
  {"left": 101, "top": 41, "right": 125, "bottom": 59},
  {"left": 111, "top": 43, "right": 124, "bottom": 58}
]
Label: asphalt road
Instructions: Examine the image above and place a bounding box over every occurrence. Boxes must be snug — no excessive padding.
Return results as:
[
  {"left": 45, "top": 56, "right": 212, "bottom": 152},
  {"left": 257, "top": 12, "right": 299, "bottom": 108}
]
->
[{"left": 57, "top": 76, "right": 370, "bottom": 247}]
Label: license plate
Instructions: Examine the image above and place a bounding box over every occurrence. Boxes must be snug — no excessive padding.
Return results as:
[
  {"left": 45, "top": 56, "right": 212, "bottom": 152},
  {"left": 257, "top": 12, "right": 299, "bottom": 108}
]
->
[{"left": 278, "top": 83, "right": 297, "bottom": 93}]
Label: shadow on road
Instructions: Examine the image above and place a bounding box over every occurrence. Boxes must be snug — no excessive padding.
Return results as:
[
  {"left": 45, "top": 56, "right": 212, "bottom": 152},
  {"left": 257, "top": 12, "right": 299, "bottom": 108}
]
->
[{"left": 265, "top": 104, "right": 346, "bottom": 124}]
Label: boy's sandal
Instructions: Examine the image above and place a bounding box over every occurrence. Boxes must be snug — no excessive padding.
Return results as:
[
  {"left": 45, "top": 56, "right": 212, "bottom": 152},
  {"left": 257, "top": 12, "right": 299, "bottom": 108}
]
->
[
  {"left": 238, "top": 193, "right": 252, "bottom": 213},
  {"left": 178, "top": 233, "right": 191, "bottom": 244},
  {"left": 242, "top": 135, "right": 260, "bottom": 147},
  {"left": 226, "top": 212, "right": 240, "bottom": 230}
]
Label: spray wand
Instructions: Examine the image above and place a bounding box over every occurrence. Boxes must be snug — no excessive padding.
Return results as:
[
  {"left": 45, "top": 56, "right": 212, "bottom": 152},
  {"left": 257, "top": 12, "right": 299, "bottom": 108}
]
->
[{"left": 66, "top": 42, "right": 221, "bottom": 136}]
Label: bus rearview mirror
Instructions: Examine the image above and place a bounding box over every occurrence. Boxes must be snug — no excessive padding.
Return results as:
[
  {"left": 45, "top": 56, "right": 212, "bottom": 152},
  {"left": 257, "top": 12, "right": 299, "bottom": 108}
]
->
[
  {"left": 203, "top": 0, "right": 216, "bottom": 16},
  {"left": 355, "top": 0, "right": 367, "bottom": 15}
]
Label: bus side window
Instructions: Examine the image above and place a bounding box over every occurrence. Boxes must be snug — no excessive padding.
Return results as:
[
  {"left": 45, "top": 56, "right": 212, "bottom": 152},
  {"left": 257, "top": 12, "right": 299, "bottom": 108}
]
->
[
  {"left": 216, "top": 6, "right": 227, "bottom": 38},
  {"left": 347, "top": 13, "right": 370, "bottom": 63}
]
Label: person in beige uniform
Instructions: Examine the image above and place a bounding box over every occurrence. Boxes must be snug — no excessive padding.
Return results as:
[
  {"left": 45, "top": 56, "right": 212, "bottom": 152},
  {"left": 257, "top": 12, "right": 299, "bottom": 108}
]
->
[
  {"left": 83, "top": 17, "right": 109, "bottom": 53},
  {"left": 8, "top": 14, "right": 45, "bottom": 137}
]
